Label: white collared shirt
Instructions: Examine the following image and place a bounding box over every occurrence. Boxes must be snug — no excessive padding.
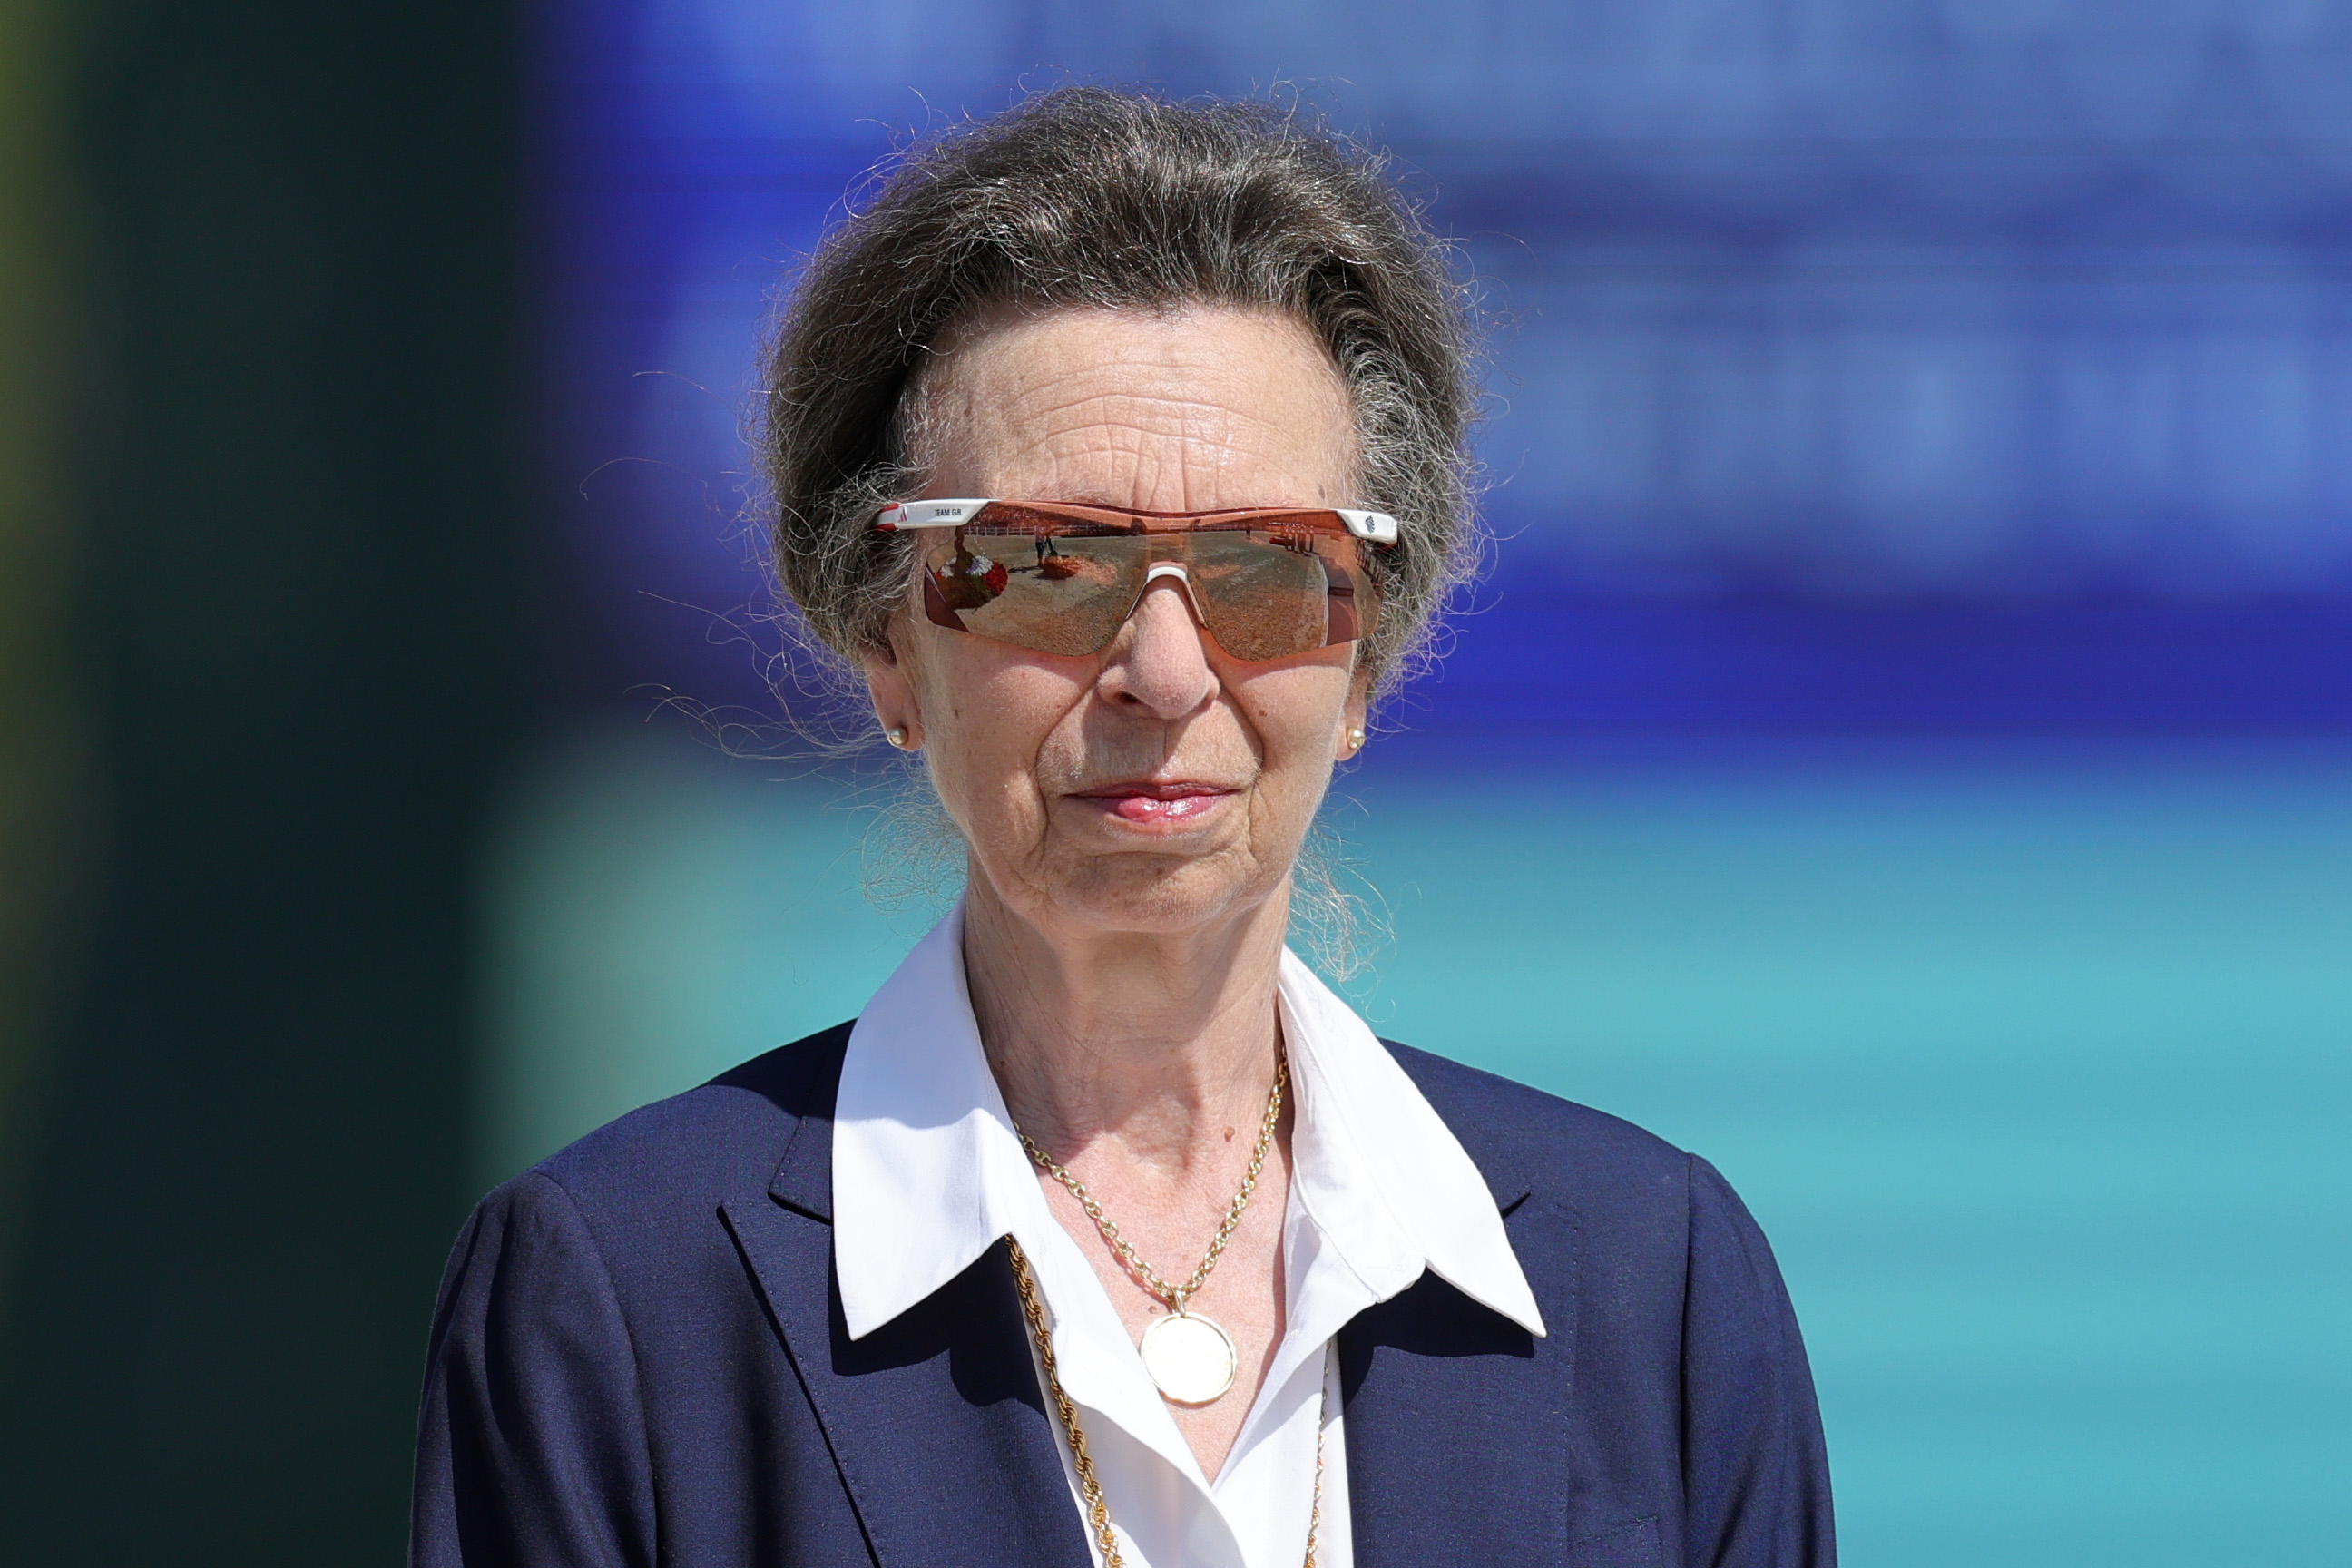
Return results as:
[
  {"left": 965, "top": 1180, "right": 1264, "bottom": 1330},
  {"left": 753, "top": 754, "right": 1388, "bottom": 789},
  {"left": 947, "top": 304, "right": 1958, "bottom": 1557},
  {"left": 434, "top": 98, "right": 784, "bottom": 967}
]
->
[{"left": 831, "top": 900, "right": 1544, "bottom": 1568}]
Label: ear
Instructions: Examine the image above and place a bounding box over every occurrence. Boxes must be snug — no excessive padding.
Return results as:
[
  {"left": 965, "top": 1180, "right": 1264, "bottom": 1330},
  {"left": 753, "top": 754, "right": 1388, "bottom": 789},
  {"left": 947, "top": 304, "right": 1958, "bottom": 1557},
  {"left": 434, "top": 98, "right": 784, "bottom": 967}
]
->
[
  {"left": 1338, "top": 664, "right": 1373, "bottom": 760},
  {"left": 863, "top": 629, "right": 924, "bottom": 750}
]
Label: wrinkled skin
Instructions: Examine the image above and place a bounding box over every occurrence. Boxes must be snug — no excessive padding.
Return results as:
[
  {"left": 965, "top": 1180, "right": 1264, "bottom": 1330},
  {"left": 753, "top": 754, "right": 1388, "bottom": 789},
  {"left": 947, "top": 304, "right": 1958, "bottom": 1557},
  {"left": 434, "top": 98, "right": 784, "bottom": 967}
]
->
[{"left": 867, "top": 302, "right": 1367, "bottom": 946}]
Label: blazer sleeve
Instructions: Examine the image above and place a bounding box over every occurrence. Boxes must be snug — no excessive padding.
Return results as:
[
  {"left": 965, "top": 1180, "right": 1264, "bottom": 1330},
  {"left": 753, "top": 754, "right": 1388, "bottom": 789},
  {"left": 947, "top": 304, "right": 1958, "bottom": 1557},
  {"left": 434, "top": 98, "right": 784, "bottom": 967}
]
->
[
  {"left": 411, "top": 1171, "right": 658, "bottom": 1568},
  {"left": 1681, "top": 1155, "right": 1837, "bottom": 1568}
]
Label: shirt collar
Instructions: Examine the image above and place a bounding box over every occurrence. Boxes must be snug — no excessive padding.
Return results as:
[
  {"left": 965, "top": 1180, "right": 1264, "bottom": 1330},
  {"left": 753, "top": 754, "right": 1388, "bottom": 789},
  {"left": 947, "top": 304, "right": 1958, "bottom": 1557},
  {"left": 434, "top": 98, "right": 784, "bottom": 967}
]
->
[{"left": 831, "top": 897, "right": 1544, "bottom": 1343}]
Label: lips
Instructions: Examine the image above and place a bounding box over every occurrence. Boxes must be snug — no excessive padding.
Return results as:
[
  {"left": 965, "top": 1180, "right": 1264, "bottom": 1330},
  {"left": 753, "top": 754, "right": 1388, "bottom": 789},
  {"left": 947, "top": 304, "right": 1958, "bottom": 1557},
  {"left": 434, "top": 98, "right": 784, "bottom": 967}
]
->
[{"left": 1073, "top": 781, "right": 1237, "bottom": 825}]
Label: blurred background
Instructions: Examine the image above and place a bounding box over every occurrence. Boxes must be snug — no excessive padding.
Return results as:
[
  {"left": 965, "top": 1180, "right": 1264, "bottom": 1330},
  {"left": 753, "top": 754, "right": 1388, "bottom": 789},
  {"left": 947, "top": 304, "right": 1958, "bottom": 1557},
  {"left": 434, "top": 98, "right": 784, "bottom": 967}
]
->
[{"left": 4, "top": 1, "right": 2348, "bottom": 1563}]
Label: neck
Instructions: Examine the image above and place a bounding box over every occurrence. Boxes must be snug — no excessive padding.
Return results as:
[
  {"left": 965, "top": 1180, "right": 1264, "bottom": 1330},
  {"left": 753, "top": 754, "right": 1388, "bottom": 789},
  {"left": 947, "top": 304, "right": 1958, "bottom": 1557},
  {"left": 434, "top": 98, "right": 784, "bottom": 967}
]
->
[{"left": 962, "top": 873, "right": 1289, "bottom": 1178}]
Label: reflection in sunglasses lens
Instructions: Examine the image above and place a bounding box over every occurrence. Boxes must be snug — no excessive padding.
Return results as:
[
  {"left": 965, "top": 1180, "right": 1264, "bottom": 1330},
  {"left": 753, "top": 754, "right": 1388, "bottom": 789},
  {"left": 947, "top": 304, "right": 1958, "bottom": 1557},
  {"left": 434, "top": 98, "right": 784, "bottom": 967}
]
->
[
  {"left": 1189, "top": 532, "right": 1330, "bottom": 662},
  {"left": 921, "top": 525, "right": 1369, "bottom": 661}
]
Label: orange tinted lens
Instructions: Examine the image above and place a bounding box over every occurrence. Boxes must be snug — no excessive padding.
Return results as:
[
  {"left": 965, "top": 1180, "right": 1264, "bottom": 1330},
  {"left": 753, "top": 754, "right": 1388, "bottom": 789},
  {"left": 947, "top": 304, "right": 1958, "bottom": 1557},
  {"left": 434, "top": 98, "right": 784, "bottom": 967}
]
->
[
  {"left": 1185, "top": 528, "right": 1376, "bottom": 662},
  {"left": 919, "top": 529, "right": 1147, "bottom": 656},
  {"left": 912, "top": 512, "right": 1377, "bottom": 661}
]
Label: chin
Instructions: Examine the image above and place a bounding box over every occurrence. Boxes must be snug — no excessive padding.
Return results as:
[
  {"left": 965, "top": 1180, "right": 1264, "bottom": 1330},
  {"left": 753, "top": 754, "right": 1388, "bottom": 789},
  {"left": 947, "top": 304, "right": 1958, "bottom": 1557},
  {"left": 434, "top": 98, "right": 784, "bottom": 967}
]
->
[{"left": 1040, "top": 848, "right": 1286, "bottom": 939}]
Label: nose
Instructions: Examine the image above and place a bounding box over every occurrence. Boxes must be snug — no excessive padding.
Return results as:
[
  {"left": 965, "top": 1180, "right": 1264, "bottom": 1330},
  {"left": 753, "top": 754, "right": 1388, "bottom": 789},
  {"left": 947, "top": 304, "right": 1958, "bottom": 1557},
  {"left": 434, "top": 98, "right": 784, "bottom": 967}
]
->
[{"left": 1096, "top": 574, "right": 1216, "bottom": 720}]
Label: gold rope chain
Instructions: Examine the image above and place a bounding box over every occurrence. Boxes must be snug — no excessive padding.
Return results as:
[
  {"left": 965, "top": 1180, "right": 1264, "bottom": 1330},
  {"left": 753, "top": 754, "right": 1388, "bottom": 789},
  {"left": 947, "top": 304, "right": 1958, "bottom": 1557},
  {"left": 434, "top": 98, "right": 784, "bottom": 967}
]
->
[
  {"left": 1007, "top": 1238, "right": 1327, "bottom": 1568},
  {"left": 1014, "top": 1055, "right": 1288, "bottom": 1314}
]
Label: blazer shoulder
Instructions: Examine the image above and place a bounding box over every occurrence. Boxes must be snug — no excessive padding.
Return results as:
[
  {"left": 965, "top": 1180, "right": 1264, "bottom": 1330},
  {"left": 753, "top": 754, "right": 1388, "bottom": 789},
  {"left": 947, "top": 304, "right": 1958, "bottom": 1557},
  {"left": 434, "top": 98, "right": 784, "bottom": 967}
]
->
[
  {"left": 1378, "top": 1037, "right": 1695, "bottom": 1209},
  {"left": 524, "top": 1021, "right": 852, "bottom": 1220}
]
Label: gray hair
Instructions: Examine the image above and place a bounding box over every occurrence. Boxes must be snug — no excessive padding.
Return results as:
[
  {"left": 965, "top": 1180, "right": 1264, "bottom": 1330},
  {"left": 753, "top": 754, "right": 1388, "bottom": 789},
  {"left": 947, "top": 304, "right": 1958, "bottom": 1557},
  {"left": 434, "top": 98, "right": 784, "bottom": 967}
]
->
[{"left": 758, "top": 86, "right": 1481, "bottom": 692}]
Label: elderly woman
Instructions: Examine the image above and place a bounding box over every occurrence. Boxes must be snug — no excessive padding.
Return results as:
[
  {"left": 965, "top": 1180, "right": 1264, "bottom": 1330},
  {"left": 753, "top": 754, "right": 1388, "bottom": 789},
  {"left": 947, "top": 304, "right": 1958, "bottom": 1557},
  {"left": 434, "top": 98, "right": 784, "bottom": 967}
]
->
[{"left": 413, "top": 90, "right": 1833, "bottom": 1568}]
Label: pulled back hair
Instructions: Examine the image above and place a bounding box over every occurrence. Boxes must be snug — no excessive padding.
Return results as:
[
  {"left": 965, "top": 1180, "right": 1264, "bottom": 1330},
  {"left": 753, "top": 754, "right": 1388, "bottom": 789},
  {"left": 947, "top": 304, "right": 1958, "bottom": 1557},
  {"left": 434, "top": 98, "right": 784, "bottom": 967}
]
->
[{"left": 759, "top": 86, "right": 1480, "bottom": 691}]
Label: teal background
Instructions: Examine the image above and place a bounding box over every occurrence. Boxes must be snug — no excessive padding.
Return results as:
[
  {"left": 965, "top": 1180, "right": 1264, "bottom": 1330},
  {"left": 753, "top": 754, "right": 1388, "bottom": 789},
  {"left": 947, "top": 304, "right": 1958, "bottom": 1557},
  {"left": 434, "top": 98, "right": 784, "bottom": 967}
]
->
[{"left": 486, "top": 731, "right": 2352, "bottom": 1566}]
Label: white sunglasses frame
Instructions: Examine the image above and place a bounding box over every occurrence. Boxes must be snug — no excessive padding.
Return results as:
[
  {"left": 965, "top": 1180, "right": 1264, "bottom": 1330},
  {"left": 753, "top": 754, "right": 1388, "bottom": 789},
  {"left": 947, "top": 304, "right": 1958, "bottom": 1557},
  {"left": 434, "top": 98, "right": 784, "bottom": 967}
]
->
[{"left": 873, "top": 498, "right": 1401, "bottom": 544}]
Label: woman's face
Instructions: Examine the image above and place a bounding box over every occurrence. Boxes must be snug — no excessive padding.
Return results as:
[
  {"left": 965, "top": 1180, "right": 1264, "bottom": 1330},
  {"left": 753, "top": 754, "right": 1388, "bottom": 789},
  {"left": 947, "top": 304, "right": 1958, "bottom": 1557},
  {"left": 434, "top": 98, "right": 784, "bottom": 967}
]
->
[{"left": 865, "top": 304, "right": 1371, "bottom": 945}]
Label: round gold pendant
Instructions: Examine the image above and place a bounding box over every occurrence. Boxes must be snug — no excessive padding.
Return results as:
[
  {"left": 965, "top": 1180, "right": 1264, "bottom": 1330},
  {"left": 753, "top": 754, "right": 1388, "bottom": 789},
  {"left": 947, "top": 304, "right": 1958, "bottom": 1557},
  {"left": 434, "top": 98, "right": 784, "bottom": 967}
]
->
[{"left": 1140, "top": 1310, "right": 1238, "bottom": 1405}]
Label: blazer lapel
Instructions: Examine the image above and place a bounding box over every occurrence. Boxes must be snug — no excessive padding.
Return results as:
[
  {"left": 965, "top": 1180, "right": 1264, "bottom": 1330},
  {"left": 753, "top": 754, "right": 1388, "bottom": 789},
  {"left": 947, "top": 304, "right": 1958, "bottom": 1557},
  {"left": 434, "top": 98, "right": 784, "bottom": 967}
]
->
[
  {"left": 1342, "top": 1191, "right": 1581, "bottom": 1567},
  {"left": 720, "top": 1055, "right": 1091, "bottom": 1568}
]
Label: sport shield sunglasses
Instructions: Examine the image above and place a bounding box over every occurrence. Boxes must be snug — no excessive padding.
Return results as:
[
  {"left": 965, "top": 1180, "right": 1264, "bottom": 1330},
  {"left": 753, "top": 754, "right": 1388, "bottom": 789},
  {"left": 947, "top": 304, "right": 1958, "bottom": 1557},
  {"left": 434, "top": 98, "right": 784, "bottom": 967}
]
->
[{"left": 873, "top": 499, "right": 1399, "bottom": 662}]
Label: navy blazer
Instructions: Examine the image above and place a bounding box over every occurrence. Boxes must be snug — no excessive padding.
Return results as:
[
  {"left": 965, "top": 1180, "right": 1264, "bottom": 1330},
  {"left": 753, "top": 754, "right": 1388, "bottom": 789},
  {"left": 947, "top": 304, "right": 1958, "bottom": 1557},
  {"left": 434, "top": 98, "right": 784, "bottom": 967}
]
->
[{"left": 412, "top": 1025, "right": 1834, "bottom": 1567}]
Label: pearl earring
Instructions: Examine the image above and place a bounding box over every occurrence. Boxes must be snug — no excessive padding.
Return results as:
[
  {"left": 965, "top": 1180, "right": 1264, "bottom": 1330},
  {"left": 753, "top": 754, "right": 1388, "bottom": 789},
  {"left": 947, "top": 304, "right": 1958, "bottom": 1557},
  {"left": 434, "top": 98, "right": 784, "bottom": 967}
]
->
[
  {"left": 886, "top": 726, "right": 909, "bottom": 750},
  {"left": 1345, "top": 725, "right": 1367, "bottom": 754}
]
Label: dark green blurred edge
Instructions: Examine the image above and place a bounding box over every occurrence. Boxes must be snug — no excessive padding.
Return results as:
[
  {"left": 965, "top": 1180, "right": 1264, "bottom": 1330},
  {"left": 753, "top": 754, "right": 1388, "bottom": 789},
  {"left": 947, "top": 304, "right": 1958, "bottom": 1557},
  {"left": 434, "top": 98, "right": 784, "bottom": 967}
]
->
[{"left": 1, "top": 0, "right": 529, "bottom": 1560}]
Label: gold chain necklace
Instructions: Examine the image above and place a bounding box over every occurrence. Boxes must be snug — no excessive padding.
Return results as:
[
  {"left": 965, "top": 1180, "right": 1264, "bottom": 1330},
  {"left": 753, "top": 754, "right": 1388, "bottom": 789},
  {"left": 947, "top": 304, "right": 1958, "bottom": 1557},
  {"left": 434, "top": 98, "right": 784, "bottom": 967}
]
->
[
  {"left": 1015, "top": 1054, "right": 1287, "bottom": 1406},
  {"left": 1008, "top": 1238, "right": 1327, "bottom": 1568}
]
